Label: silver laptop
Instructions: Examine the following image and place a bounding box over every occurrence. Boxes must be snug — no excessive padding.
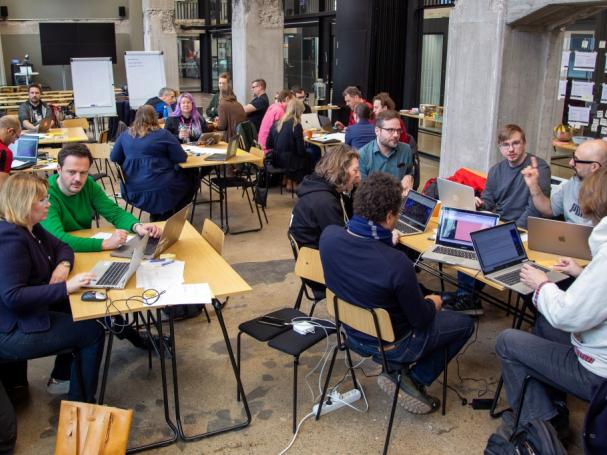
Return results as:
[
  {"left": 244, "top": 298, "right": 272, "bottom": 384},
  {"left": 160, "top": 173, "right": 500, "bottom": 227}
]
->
[
  {"left": 527, "top": 217, "right": 593, "bottom": 261},
  {"left": 471, "top": 222, "right": 568, "bottom": 295},
  {"left": 396, "top": 190, "right": 437, "bottom": 236},
  {"left": 205, "top": 135, "right": 239, "bottom": 161},
  {"left": 437, "top": 178, "right": 477, "bottom": 211},
  {"left": 111, "top": 205, "right": 189, "bottom": 259},
  {"left": 301, "top": 113, "right": 322, "bottom": 130},
  {"left": 9, "top": 136, "right": 39, "bottom": 170},
  {"left": 422, "top": 207, "right": 500, "bottom": 269},
  {"left": 87, "top": 235, "right": 149, "bottom": 289}
]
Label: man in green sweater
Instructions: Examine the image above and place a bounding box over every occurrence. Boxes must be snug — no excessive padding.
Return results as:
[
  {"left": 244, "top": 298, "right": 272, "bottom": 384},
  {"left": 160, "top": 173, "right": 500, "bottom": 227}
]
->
[{"left": 42, "top": 143, "right": 161, "bottom": 252}]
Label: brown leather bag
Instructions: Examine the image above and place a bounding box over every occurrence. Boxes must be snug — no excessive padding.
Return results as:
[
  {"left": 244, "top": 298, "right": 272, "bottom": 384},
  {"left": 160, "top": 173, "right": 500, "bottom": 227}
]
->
[{"left": 54, "top": 400, "right": 133, "bottom": 455}]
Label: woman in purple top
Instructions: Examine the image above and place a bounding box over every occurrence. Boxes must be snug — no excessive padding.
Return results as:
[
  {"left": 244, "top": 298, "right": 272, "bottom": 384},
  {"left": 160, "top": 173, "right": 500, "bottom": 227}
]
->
[{"left": 164, "top": 92, "right": 208, "bottom": 143}]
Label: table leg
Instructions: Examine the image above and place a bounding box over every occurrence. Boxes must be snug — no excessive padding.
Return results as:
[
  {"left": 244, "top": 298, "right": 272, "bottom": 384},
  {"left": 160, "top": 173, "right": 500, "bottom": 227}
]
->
[{"left": 171, "top": 300, "right": 251, "bottom": 442}]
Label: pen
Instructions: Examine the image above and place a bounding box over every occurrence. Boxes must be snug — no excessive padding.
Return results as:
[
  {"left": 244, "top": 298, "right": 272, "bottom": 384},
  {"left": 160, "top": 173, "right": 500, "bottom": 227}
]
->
[{"left": 161, "top": 260, "right": 175, "bottom": 266}]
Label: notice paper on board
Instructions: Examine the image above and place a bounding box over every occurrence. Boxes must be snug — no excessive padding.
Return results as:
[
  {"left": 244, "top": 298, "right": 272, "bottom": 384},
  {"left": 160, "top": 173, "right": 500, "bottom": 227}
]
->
[
  {"left": 558, "top": 80, "right": 567, "bottom": 99},
  {"left": 601, "top": 83, "right": 607, "bottom": 104},
  {"left": 573, "top": 51, "right": 597, "bottom": 72},
  {"left": 570, "top": 81, "right": 594, "bottom": 101},
  {"left": 561, "top": 51, "right": 571, "bottom": 69},
  {"left": 568, "top": 105, "right": 591, "bottom": 126}
]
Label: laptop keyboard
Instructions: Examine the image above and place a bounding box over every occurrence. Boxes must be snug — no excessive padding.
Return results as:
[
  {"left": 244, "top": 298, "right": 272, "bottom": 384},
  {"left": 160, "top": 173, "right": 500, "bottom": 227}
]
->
[
  {"left": 495, "top": 263, "right": 550, "bottom": 285},
  {"left": 397, "top": 222, "right": 419, "bottom": 235},
  {"left": 434, "top": 245, "right": 476, "bottom": 260},
  {"left": 96, "top": 262, "right": 129, "bottom": 287}
]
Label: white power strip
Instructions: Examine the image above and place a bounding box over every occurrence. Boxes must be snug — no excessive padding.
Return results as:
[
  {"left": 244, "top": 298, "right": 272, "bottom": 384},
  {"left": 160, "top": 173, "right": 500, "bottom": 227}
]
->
[{"left": 312, "top": 389, "right": 362, "bottom": 416}]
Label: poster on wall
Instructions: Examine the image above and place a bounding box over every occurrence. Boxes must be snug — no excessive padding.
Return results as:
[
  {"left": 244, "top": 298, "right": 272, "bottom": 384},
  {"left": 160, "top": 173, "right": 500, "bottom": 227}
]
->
[
  {"left": 602, "top": 84, "right": 607, "bottom": 104},
  {"left": 573, "top": 51, "right": 597, "bottom": 72},
  {"left": 568, "top": 105, "right": 591, "bottom": 126},
  {"left": 570, "top": 81, "right": 594, "bottom": 101}
]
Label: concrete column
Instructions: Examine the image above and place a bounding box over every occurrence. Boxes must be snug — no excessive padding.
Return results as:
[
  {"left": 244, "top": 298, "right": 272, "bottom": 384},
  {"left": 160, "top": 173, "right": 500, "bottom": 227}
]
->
[
  {"left": 0, "top": 34, "right": 5, "bottom": 85},
  {"left": 232, "top": 0, "right": 284, "bottom": 105},
  {"left": 142, "top": 0, "right": 179, "bottom": 91},
  {"left": 440, "top": 0, "right": 597, "bottom": 177}
]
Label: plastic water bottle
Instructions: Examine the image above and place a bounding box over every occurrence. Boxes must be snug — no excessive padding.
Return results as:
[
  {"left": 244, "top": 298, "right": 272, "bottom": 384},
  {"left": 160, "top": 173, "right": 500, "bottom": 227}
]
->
[{"left": 313, "top": 78, "right": 326, "bottom": 102}]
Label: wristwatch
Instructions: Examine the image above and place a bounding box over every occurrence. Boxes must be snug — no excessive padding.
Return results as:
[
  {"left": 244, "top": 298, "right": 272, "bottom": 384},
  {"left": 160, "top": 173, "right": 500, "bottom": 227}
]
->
[
  {"left": 132, "top": 223, "right": 143, "bottom": 233},
  {"left": 59, "top": 260, "right": 72, "bottom": 269}
]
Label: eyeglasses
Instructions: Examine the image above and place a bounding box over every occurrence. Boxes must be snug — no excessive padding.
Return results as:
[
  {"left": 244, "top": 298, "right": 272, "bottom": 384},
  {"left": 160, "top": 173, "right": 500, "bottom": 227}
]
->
[
  {"left": 499, "top": 140, "right": 523, "bottom": 150},
  {"left": 572, "top": 154, "right": 602, "bottom": 167},
  {"left": 295, "top": 94, "right": 306, "bottom": 100},
  {"left": 379, "top": 127, "right": 402, "bottom": 135}
]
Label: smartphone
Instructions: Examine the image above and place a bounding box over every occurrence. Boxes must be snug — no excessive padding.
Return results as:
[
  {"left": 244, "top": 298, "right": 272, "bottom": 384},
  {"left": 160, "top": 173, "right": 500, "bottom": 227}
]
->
[{"left": 257, "top": 316, "right": 288, "bottom": 327}]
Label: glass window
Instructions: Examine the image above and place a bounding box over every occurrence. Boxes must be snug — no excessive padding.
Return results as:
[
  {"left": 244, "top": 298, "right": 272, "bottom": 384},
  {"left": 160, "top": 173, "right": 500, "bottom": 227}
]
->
[
  {"left": 563, "top": 32, "right": 595, "bottom": 81},
  {"left": 175, "top": 0, "right": 199, "bottom": 20},
  {"left": 211, "top": 32, "right": 232, "bottom": 91},
  {"left": 209, "top": 0, "right": 230, "bottom": 25},
  {"left": 285, "top": 0, "right": 335, "bottom": 17},
  {"left": 420, "top": 34, "right": 443, "bottom": 105},
  {"left": 178, "top": 37, "right": 201, "bottom": 92},
  {"left": 283, "top": 26, "right": 319, "bottom": 93}
]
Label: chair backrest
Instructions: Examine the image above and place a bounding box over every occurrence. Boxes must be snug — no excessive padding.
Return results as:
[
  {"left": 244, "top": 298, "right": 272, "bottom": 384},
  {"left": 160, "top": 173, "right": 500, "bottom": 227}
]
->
[
  {"left": 115, "top": 162, "right": 127, "bottom": 184},
  {"left": 407, "top": 135, "right": 421, "bottom": 191},
  {"left": 86, "top": 143, "right": 111, "bottom": 160},
  {"left": 98, "top": 129, "right": 109, "bottom": 143},
  {"left": 55, "top": 400, "right": 133, "bottom": 455},
  {"left": 326, "top": 289, "right": 395, "bottom": 343},
  {"left": 288, "top": 232, "right": 300, "bottom": 260},
  {"left": 236, "top": 120, "right": 258, "bottom": 151},
  {"left": 62, "top": 117, "right": 89, "bottom": 130},
  {"left": 294, "top": 247, "right": 324, "bottom": 286},
  {"left": 201, "top": 218, "right": 225, "bottom": 255}
]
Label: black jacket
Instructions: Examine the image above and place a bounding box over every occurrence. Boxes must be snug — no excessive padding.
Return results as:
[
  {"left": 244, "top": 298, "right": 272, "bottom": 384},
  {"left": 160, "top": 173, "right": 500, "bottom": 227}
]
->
[
  {"left": 267, "top": 120, "right": 310, "bottom": 182},
  {"left": 289, "top": 173, "right": 350, "bottom": 249}
]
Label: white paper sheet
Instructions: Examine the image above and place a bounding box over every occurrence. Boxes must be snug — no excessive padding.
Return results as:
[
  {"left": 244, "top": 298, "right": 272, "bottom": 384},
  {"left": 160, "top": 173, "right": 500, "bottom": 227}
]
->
[
  {"left": 182, "top": 145, "right": 223, "bottom": 155},
  {"left": 601, "top": 84, "right": 607, "bottom": 104},
  {"left": 91, "top": 233, "right": 135, "bottom": 242},
  {"left": 150, "top": 283, "right": 214, "bottom": 306},
  {"left": 558, "top": 80, "right": 567, "bottom": 99},
  {"left": 573, "top": 51, "right": 597, "bottom": 71},
  {"left": 570, "top": 81, "right": 594, "bottom": 101},
  {"left": 136, "top": 260, "right": 185, "bottom": 290},
  {"left": 561, "top": 51, "right": 570, "bottom": 69},
  {"left": 568, "top": 105, "right": 591, "bottom": 126}
]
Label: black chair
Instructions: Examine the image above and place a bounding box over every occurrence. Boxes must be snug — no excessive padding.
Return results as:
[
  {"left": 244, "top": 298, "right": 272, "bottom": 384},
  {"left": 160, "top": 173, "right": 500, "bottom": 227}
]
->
[
  {"left": 316, "top": 289, "right": 448, "bottom": 455},
  {"left": 407, "top": 135, "right": 421, "bottom": 191},
  {"left": 114, "top": 162, "right": 146, "bottom": 221},
  {"left": 236, "top": 247, "right": 332, "bottom": 433}
]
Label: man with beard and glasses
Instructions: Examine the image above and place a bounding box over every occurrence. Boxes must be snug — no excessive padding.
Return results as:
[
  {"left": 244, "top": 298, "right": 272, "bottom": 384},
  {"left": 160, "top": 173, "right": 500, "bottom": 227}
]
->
[{"left": 523, "top": 138, "right": 607, "bottom": 226}]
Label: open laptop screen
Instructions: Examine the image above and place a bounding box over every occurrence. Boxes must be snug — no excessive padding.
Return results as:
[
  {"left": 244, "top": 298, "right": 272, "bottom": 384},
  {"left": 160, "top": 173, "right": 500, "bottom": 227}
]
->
[
  {"left": 10, "top": 137, "right": 39, "bottom": 161},
  {"left": 471, "top": 222, "right": 527, "bottom": 274},
  {"left": 400, "top": 190, "right": 436, "bottom": 231},
  {"left": 436, "top": 207, "right": 499, "bottom": 250}
]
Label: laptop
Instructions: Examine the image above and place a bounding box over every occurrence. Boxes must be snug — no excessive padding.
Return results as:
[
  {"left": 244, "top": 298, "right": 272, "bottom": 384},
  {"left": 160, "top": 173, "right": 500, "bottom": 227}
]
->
[
  {"left": 437, "top": 178, "right": 477, "bottom": 211},
  {"left": 9, "top": 136, "right": 39, "bottom": 170},
  {"left": 396, "top": 190, "right": 438, "bottom": 236},
  {"left": 301, "top": 113, "right": 322, "bottom": 130},
  {"left": 86, "top": 235, "right": 149, "bottom": 289},
  {"left": 196, "top": 132, "right": 222, "bottom": 146},
  {"left": 205, "top": 135, "right": 239, "bottom": 161},
  {"left": 527, "top": 217, "right": 593, "bottom": 261},
  {"left": 422, "top": 207, "right": 500, "bottom": 269},
  {"left": 37, "top": 118, "right": 52, "bottom": 133},
  {"left": 471, "top": 222, "right": 569, "bottom": 295},
  {"left": 111, "top": 205, "right": 189, "bottom": 259}
]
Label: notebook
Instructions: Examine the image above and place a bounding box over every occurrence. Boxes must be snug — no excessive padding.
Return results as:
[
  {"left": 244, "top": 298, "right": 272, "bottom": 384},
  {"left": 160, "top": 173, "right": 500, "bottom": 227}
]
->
[
  {"left": 86, "top": 235, "right": 149, "bottom": 289},
  {"left": 527, "top": 217, "right": 593, "bottom": 261},
  {"left": 422, "top": 207, "right": 499, "bottom": 269},
  {"left": 204, "top": 135, "right": 239, "bottom": 161},
  {"left": 437, "top": 178, "right": 477, "bottom": 211},
  {"left": 9, "top": 136, "right": 39, "bottom": 170},
  {"left": 471, "top": 222, "right": 568, "bottom": 295},
  {"left": 396, "top": 190, "right": 438, "bottom": 236},
  {"left": 111, "top": 205, "right": 189, "bottom": 259}
]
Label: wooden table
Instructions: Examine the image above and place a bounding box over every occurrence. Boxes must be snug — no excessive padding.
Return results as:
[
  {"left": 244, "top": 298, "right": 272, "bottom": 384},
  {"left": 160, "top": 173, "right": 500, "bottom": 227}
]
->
[
  {"left": 179, "top": 143, "right": 263, "bottom": 169},
  {"left": 304, "top": 133, "right": 345, "bottom": 154},
  {"left": 69, "top": 222, "right": 252, "bottom": 451},
  {"left": 311, "top": 104, "right": 340, "bottom": 112},
  {"left": 400, "top": 110, "right": 443, "bottom": 157},
  {"left": 35, "top": 127, "right": 88, "bottom": 145},
  {"left": 552, "top": 140, "right": 577, "bottom": 152}
]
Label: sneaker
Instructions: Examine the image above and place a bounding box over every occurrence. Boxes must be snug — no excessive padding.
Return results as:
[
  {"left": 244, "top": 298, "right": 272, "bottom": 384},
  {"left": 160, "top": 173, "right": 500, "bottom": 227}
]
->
[
  {"left": 377, "top": 372, "right": 440, "bottom": 414},
  {"left": 443, "top": 294, "right": 484, "bottom": 316},
  {"left": 47, "top": 377, "right": 70, "bottom": 395}
]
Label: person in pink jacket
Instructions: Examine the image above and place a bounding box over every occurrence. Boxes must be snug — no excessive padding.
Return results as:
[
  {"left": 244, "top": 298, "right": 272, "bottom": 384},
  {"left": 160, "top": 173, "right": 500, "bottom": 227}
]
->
[{"left": 258, "top": 89, "right": 292, "bottom": 154}]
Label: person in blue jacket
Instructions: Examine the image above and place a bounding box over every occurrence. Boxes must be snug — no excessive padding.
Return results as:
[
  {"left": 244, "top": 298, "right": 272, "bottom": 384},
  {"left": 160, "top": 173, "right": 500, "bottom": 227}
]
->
[
  {"left": 0, "top": 174, "right": 104, "bottom": 404},
  {"left": 144, "top": 87, "right": 177, "bottom": 120},
  {"left": 111, "top": 105, "right": 198, "bottom": 221}
]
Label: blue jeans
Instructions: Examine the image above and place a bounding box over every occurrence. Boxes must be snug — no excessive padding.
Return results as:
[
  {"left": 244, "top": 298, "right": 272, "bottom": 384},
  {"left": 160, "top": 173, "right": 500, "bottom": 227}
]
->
[
  {"left": 0, "top": 312, "right": 104, "bottom": 402},
  {"left": 496, "top": 322, "right": 604, "bottom": 424},
  {"left": 347, "top": 310, "right": 474, "bottom": 386}
]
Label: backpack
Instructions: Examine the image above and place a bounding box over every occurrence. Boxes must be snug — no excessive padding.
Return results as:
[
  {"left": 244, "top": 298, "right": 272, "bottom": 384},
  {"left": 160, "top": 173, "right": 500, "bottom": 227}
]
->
[{"left": 485, "top": 419, "right": 567, "bottom": 455}]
